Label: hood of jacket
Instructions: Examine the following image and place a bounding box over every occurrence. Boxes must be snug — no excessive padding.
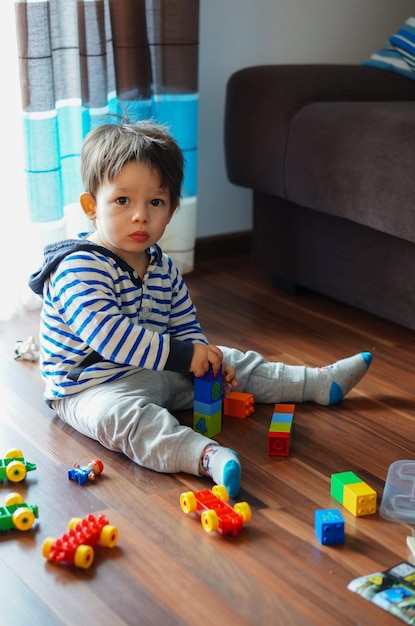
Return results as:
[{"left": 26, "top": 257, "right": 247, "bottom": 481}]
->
[{"left": 28, "top": 238, "right": 162, "bottom": 296}]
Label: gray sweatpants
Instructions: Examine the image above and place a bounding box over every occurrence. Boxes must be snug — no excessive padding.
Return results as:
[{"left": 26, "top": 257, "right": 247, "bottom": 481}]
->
[{"left": 53, "top": 347, "right": 306, "bottom": 476}]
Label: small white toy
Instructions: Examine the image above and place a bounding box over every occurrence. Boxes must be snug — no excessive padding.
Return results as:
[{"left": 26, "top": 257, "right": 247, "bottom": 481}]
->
[{"left": 14, "top": 336, "right": 39, "bottom": 361}]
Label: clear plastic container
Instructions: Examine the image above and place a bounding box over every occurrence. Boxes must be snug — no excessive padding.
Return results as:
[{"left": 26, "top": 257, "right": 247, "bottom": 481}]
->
[{"left": 380, "top": 460, "right": 415, "bottom": 523}]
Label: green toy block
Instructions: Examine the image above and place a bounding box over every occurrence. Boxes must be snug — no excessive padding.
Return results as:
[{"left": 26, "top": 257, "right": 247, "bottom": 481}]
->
[
  {"left": 331, "top": 471, "right": 363, "bottom": 504},
  {"left": 269, "top": 420, "right": 292, "bottom": 433},
  {"left": 193, "top": 411, "right": 222, "bottom": 438}
]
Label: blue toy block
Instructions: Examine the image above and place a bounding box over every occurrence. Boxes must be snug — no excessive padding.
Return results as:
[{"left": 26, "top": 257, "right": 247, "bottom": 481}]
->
[
  {"left": 197, "top": 365, "right": 223, "bottom": 382},
  {"left": 194, "top": 370, "right": 222, "bottom": 404},
  {"left": 194, "top": 399, "right": 222, "bottom": 416},
  {"left": 315, "top": 508, "right": 345, "bottom": 545}
]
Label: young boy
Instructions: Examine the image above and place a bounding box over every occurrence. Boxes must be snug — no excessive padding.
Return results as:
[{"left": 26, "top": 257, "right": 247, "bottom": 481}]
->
[{"left": 29, "top": 120, "right": 372, "bottom": 498}]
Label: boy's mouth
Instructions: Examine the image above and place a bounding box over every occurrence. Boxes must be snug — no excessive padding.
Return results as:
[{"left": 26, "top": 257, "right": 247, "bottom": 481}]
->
[{"left": 130, "top": 231, "right": 149, "bottom": 243}]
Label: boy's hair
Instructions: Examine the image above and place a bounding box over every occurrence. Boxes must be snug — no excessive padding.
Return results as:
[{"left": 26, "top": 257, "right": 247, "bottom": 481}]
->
[{"left": 80, "top": 119, "right": 184, "bottom": 206}]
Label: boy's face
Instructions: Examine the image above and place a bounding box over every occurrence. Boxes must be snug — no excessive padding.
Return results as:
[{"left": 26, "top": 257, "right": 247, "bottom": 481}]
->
[{"left": 80, "top": 160, "right": 176, "bottom": 270}]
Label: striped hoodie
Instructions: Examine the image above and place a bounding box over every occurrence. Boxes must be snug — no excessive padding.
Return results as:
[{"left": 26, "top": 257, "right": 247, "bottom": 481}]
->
[{"left": 29, "top": 236, "right": 208, "bottom": 404}]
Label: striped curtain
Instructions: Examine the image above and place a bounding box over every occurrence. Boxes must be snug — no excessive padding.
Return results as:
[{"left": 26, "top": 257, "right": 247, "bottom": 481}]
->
[{"left": 15, "top": 0, "right": 199, "bottom": 273}]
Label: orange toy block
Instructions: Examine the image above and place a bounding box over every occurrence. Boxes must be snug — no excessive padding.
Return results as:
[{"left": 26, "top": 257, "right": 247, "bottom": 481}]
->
[{"left": 223, "top": 391, "right": 255, "bottom": 418}]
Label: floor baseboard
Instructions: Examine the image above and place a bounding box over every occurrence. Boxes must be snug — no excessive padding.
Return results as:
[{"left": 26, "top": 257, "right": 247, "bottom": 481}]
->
[{"left": 195, "top": 230, "right": 252, "bottom": 261}]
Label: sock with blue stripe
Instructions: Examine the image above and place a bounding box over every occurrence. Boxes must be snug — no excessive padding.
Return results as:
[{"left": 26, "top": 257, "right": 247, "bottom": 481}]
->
[
  {"left": 303, "top": 352, "right": 372, "bottom": 405},
  {"left": 201, "top": 444, "right": 241, "bottom": 498}
]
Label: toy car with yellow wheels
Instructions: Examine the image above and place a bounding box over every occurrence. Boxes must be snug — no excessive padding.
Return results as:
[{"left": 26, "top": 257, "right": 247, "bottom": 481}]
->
[
  {"left": 0, "top": 492, "right": 39, "bottom": 531},
  {"left": 180, "top": 485, "right": 252, "bottom": 536},
  {"left": 0, "top": 448, "right": 36, "bottom": 482},
  {"left": 42, "top": 513, "right": 119, "bottom": 569}
]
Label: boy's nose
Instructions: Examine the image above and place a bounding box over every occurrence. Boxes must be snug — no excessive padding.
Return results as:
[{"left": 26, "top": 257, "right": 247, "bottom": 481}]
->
[{"left": 132, "top": 206, "right": 148, "bottom": 222}]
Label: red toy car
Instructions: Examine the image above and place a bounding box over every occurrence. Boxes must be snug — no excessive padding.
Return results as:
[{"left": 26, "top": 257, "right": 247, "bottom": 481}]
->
[
  {"left": 180, "top": 485, "right": 251, "bottom": 535},
  {"left": 42, "top": 513, "right": 118, "bottom": 569}
]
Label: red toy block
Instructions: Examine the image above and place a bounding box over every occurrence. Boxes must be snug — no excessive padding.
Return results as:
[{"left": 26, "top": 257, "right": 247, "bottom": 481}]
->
[
  {"left": 267, "top": 403, "right": 295, "bottom": 456},
  {"left": 223, "top": 391, "right": 255, "bottom": 418},
  {"left": 268, "top": 431, "right": 290, "bottom": 456}
]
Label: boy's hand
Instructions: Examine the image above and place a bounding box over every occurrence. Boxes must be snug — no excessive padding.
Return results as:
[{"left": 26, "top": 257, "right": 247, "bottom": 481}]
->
[
  {"left": 222, "top": 361, "right": 238, "bottom": 397},
  {"left": 190, "top": 343, "right": 223, "bottom": 377}
]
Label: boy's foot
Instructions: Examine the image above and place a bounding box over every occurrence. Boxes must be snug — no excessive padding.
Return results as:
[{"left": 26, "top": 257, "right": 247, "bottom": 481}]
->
[
  {"left": 304, "top": 352, "right": 372, "bottom": 405},
  {"left": 200, "top": 444, "right": 241, "bottom": 497}
]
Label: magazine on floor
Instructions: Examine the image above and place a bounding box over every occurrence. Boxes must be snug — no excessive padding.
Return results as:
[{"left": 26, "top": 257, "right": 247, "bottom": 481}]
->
[{"left": 348, "top": 562, "right": 415, "bottom": 624}]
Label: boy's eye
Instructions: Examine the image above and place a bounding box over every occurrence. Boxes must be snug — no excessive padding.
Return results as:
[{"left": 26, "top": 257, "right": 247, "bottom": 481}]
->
[
  {"left": 116, "top": 197, "right": 129, "bottom": 206},
  {"left": 151, "top": 199, "right": 164, "bottom": 207}
]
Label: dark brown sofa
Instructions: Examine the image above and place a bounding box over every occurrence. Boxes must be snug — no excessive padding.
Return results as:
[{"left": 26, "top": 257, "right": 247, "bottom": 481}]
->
[{"left": 224, "top": 64, "right": 415, "bottom": 330}]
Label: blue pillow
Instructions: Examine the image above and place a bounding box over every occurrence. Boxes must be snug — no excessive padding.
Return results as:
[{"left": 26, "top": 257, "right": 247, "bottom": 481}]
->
[{"left": 362, "top": 15, "right": 415, "bottom": 80}]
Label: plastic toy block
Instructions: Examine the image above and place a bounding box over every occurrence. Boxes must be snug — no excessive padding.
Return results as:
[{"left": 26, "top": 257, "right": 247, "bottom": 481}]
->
[
  {"left": 268, "top": 432, "right": 290, "bottom": 456},
  {"left": 269, "top": 415, "right": 292, "bottom": 432},
  {"left": 193, "top": 399, "right": 222, "bottom": 437},
  {"left": 193, "top": 410, "right": 222, "bottom": 438},
  {"left": 194, "top": 399, "right": 222, "bottom": 416},
  {"left": 223, "top": 391, "right": 255, "bottom": 418},
  {"left": 343, "top": 482, "right": 377, "bottom": 516},
  {"left": 180, "top": 485, "right": 252, "bottom": 536},
  {"left": 194, "top": 373, "right": 222, "bottom": 403},
  {"left": 331, "top": 471, "right": 376, "bottom": 516},
  {"left": 315, "top": 509, "right": 345, "bottom": 545},
  {"left": 193, "top": 365, "right": 222, "bottom": 437},
  {"left": 330, "top": 471, "right": 363, "bottom": 503},
  {"left": 267, "top": 404, "right": 295, "bottom": 456},
  {"left": 196, "top": 365, "right": 223, "bottom": 382}
]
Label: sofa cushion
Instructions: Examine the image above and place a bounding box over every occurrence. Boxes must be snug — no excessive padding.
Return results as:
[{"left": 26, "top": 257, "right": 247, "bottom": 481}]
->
[
  {"left": 284, "top": 100, "right": 415, "bottom": 244},
  {"left": 363, "top": 15, "right": 415, "bottom": 80}
]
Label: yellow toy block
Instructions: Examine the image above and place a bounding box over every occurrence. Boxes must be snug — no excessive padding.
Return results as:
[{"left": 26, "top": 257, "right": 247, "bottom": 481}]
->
[{"left": 343, "top": 481, "right": 377, "bottom": 516}]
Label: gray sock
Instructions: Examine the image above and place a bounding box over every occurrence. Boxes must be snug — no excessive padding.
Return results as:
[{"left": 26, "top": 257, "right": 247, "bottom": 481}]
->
[{"left": 282, "top": 352, "right": 372, "bottom": 405}]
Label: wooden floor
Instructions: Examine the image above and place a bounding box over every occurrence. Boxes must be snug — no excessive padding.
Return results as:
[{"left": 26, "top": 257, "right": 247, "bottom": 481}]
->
[{"left": 1, "top": 253, "right": 415, "bottom": 625}]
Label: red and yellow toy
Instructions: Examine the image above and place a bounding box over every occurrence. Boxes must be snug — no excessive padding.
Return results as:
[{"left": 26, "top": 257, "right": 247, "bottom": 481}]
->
[
  {"left": 42, "top": 513, "right": 118, "bottom": 569},
  {"left": 180, "top": 485, "right": 251, "bottom": 536}
]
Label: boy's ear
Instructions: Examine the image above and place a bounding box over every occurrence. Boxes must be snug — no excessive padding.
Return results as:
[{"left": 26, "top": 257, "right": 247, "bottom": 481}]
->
[{"left": 80, "top": 192, "right": 96, "bottom": 220}]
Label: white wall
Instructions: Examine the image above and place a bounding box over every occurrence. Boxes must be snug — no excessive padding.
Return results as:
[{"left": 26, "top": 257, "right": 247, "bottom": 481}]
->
[{"left": 197, "top": 0, "right": 415, "bottom": 237}]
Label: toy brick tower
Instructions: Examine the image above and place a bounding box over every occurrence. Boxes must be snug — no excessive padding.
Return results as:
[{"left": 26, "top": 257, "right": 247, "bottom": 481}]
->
[
  {"left": 193, "top": 365, "right": 222, "bottom": 438},
  {"left": 268, "top": 403, "right": 295, "bottom": 456}
]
